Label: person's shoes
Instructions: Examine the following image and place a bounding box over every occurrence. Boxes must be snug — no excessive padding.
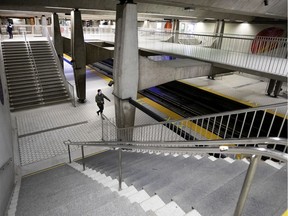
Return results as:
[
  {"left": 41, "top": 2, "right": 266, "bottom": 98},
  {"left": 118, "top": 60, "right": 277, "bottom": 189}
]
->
[{"left": 97, "top": 111, "right": 99, "bottom": 116}]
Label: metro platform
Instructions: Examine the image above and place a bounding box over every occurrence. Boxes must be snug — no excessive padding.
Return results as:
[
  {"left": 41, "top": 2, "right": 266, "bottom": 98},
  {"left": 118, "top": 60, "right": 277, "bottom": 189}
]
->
[{"left": 12, "top": 53, "right": 287, "bottom": 176}]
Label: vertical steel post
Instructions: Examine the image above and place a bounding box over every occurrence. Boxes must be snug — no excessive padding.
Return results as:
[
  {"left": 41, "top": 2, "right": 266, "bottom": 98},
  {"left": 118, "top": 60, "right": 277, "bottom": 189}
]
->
[
  {"left": 101, "top": 115, "right": 104, "bottom": 141},
  {"left": 68, "top": 145, "right": 72, "bottom": 163},
  {"left": 118, "top": 148, "right": 122, "bottom": 191},
  {"left": 81, "top": 146, "right": 85, "bottom": 171},
  {"left": 234, "top": 154, "right": 260, "bottom": 216}
]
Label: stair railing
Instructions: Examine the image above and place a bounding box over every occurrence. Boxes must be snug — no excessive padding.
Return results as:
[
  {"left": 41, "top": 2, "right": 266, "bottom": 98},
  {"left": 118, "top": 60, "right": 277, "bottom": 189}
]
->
[
  {"left": 22, "top": 31, "right": 43, "bottom": 100},
  {"left": 0, "top": 35, "right": 11, "bottom": 108},
  {"left": 64, "top": 137, "right": 287, "bottom": 215},
  {"left": 43, "top": 27, "right": 76, "bottom": 107},
  {"left": 109, "top": 103, "right": 287, "bottom": 156}
]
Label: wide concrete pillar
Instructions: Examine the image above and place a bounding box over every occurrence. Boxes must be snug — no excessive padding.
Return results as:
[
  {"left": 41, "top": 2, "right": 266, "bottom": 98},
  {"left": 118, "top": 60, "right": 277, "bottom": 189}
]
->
[
  {"left": 113, "top": 2, "right": 139, "bottom": 133},
  {"left": 52, "top": 13, "right": 64, "bottom": 68},
  {"left": 41, "top": 15, "right": 47, "bottom": 37},
  {"left": 71, "top": 9, "right": 86, "bottom": 103},
  {"left": 214, "top": 19, "right": 225, "bottom": 49}
]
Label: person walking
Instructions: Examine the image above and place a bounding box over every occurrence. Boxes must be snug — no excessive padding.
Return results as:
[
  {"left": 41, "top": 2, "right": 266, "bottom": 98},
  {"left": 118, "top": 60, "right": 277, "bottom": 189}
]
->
[
  {"left": 7, "top": 22, "right": 13, "bottom": 39},
  {"left": 95, "top": 89, "right": 110, "bottom": 116}
]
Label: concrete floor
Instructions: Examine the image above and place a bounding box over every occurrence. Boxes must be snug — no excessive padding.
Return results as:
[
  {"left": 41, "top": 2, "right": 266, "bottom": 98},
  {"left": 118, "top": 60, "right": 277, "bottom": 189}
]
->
[{"left": 12, "top": 56, "right": 287, "bottom": 176}]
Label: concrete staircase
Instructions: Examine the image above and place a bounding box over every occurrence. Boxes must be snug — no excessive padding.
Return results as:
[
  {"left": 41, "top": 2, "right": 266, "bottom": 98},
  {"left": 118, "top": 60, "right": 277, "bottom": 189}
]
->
[
  {"left": 1, "top": 40, "right": 70, "bottom": 111},
  {"left": 10, "top": 150, "right": 287, "bottom": 215},
  {"left": 15, "top": 164, "right": 156, "bottom": 216},
  {"left": 76, "top": 150, "right": 287, "bottom": 216}
]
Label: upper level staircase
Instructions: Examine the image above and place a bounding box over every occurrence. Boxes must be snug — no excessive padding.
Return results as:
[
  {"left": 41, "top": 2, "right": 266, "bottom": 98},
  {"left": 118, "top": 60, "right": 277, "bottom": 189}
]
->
[{"left": 1, "top": 40, "right": 70, "bottom": 111}]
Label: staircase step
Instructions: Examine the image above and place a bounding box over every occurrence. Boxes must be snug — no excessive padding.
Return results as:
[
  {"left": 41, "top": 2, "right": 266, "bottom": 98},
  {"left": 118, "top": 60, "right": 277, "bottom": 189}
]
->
[
  {"left": 240, "top": 166, "right": 287, "bottom": 216},
  {"left": 10, "top": 91, "right": 68, "bottom": 103},
  {"left": 8, "top": 80, "right": 64, "bottom": 90},
  {"left": 11, "top": 98, "right": 71, "bottom": 111},
  {"left": 140, "top": 195, "right": 166, "bottom": 212},
  {"left": 9, "top": 84, "right": 66, "bottom": 94},
  {"left": 7, "top": 73, "right": 60, "bottom": 81},
  {"left": 8, "top": 74, "right": 61, "bottom": 82},
  {"left": 155, "top": 201, "right": 185, "bottom": 216},
  {"left": 128, "top": 190, "right": 150, "bottom": 204}
]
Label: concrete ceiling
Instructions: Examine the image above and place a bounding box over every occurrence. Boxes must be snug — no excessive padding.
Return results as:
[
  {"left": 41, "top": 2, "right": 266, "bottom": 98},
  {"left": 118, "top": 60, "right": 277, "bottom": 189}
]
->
[{"left": 0, "top": 0, "right": 286, "bottom": 22}]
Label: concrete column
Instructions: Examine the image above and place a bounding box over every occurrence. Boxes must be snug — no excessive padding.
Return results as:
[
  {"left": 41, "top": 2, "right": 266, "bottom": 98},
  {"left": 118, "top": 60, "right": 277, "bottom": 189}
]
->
[
  {"left": 34, "top": 16, "right": 40, "bottom": 35},
  {"left": 273, "top": 81, "right": 283, "bottom": 97},
  {"left": 172, "top": 19, "right": 180, "bottom": 43},
  {"left": 214, "top": 19, "right": 225, "bottom": 49},
  {"left": 113, "top": 2, "right": 139, "bottom": 134},
  {"left": 267, "top": 79, "right": 276, "bottom": 96},
  {"left": 52, "top": 13, "right": 63, "bottom": 68},
  {"left": 41, "top": 15, "right": 47, "bottom": 37},
  {"left": 71, "top": 9, "right": 86, "bottom": 103}
]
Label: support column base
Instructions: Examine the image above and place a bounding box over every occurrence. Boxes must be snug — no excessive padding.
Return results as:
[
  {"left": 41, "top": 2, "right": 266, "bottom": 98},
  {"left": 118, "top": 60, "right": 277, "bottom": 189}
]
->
[{"left": 77, "top": 99, "right": 86, "bottom": 103}]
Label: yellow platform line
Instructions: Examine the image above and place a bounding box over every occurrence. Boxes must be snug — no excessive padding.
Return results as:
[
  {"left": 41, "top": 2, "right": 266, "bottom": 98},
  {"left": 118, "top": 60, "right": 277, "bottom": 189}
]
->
[
  {"left": 63, "top": 54, "right": 112, "bottom": 82},
  {"left": 86, "top": 65, "right": 112, "bottom": 82},
  {"left": 137, "top": 94, "right": 222, "bottom": 140},
  {"left": 179, "top": 80, "right": 257, "bottom": 107},
  {"left": 179, "top": 80, "right": 287, "bottom": 119},
  {"left": 282, "top": 210, "right": 288, "bottom": 216}
]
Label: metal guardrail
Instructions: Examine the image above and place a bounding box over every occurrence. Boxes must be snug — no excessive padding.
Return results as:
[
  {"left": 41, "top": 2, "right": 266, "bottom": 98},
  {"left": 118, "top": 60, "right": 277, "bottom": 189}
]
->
[
  {"left": 22, "top": 32, "right": 44, "bottom": 98},
  {"left": 103, "top": 103, "right": 287, "bottom": 157},
  {"left": 64, "top": 137, "right": 287, "bottom": 216},
  {"left": 75, "top": 26, "right": 288, "bottom": 77}
]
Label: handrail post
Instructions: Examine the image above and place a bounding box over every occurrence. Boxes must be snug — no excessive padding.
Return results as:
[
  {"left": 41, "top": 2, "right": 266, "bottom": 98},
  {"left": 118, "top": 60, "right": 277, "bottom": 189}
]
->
[
  {"left": 118, "top": 148, "right": 122, "bottom": 191},
  {"left": 68, "top": 144, "right": 72, "bottom": 163},
  {"left": 234, "top": 154, "right": 260, "bottom": 216},
  {"left": 81, "top": 146, "right": 85, "bottom": 171},
  {"left": 101, "top": 115, "right": 104, "bottom": 141}
]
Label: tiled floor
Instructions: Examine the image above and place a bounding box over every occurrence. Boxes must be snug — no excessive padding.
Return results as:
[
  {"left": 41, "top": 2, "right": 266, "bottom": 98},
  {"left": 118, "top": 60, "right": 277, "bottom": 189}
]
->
[
  {"left": 14, "top": 61, "right": 157, "bottom": 167},
  {"left": 12, "top": 53, "right": 287, "bottom": 171}
]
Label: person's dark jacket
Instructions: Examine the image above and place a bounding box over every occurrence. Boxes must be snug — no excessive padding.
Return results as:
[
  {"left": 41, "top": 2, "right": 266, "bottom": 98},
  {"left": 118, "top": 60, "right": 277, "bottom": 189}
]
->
[{"left": 95, "top": 93, "right": 110, "bottom": 105}]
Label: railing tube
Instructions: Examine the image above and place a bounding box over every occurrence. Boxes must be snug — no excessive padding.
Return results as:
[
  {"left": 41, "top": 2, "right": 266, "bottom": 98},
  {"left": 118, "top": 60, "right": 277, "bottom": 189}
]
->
[
  {"left": 234, "top": 154, "right": 260, "bottom": 216},
  {"left": 118, "top": 148, "right": 122, "bottom": 191},
  {"left": 81, "top": 146, "right": 85, "bottom": 171},
  {"left": 68, "top": 145, "right": 72, "bottom": 163}
]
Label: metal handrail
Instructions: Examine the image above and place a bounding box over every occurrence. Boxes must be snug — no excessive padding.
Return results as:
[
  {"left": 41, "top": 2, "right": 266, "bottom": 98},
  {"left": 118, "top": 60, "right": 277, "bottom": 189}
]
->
[
  {"left": 0, "top": 35, "right": 11, "bottom": 108},
  {"left": 118, "top": 102, "right": 287, "bottom": 130},
  {"left": 0, "top": 157, "right": 12, "bottom": 172},
  {"left": 111, "top": 103, "right": 287, "bottom": 152},
  {"left": 44, "top": 27, "right": 76, "bottom": 107},
  {"left": 64, "top": 137, "right": 287, "bottom": 147},
  {"left": 64, "top": 138, "right": 287, "bottom": 162},
  {"left": 64, "top": 137, "right": 287, "bottom": 215},
  {"left": 22, "top": 32, "right": 43, "bottom": 96},
  {"left": 139, "top": 28, "right": 287, "bottom": 41}
]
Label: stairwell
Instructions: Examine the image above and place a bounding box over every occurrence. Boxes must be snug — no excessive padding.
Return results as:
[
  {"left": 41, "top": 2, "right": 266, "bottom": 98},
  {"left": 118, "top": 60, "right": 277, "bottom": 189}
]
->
[
  {"left": 1, "top": 40, "right": 70, "bottom": 111},
  {"left": 11, "top": 149, "right": 287, "bottom": 216}
]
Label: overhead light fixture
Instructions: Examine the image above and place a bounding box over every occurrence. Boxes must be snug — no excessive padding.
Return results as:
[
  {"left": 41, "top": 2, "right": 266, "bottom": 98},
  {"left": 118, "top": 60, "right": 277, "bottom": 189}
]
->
[
  {"left": 235, "top": 20, "right": 244, "bottom": 22},
  {"left": 184, "top": 7, "right": 195, "bottom": 12},
  {"left": 205, "top": 18, "right": 216, "bottom": 20}
]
